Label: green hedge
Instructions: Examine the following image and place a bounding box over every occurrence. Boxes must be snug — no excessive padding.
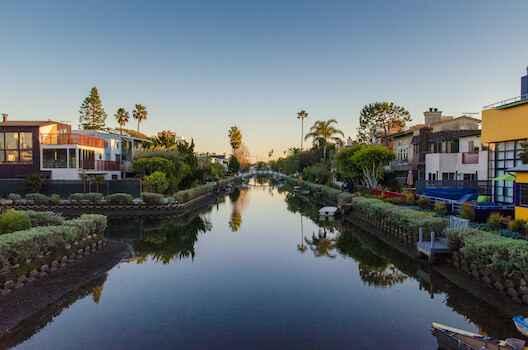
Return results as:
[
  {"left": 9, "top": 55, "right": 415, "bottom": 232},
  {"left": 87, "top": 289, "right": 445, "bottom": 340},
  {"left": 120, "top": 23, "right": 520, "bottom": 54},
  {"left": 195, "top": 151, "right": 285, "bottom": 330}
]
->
[
  {"left": 0, "top": 209, "right": 31, "bottom": 235},
  {"left": 141, "top": 192, "right": 164, "bottom": 205},
  {"left": 171, "top": 177, "right": 236, "bottom": 203},
  {"left": 349, "top": 196, "right": 448, "bottom": 242},
  {"left": 25, "top": 193, "right": 49, "bottom": 204},
  {"left": 0, "top": 214, "right": 107, "bottom": 268},
  {"left": 26, "top": 210, "right": 65, "bottom": 227},
  {"left": 446, "top": 227, "right": 528, "bottom": 277},
  {"left": 106, "top": 193, "right": 133, "bottom": 205}
]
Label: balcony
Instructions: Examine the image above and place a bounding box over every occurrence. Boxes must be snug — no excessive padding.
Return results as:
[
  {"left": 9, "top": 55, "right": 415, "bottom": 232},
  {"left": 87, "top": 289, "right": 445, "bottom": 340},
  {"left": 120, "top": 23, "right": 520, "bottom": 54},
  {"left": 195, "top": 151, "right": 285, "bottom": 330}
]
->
[
  {"left": 462, "top": 151, "right": 479, "bottom": 164},
  {"left": 41, "top": 133, "right": 104, "bottom": 148},
  {"left": 80, "top": 160, "right": 120, "bottom": 171}
]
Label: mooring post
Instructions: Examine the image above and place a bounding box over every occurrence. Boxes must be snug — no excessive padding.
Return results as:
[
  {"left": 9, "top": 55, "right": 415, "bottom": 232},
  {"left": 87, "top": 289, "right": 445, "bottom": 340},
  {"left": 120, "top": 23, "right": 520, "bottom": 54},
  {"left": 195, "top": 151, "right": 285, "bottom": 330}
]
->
[
  {"left": 419, "top": 227, "right": 423, "bottom": 243},
  {"left": 431, "top": 231, "right": 435, "bottom": 249}
]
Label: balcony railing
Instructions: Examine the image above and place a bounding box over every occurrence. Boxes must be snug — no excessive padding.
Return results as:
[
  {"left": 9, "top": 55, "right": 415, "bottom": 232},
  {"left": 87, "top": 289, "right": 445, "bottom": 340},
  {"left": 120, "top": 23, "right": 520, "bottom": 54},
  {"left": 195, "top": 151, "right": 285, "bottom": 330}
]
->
[
  {"left": 462, "top": 151, "right": 479, "bottom": 164},
  {"left": 41, "top": 133, "right": 104, "bottom": 148},
  {"left": 483, "top": 93, "right": 528, "bottom": 110},
  {"left": 80, "top": 160, "right": 120, "bottom": 171}
]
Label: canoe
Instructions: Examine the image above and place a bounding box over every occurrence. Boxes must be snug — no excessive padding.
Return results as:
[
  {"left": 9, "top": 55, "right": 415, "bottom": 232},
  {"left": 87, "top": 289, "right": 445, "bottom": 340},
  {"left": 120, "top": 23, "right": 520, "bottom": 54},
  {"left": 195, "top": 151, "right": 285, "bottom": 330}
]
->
[
  {"left": 319, "top": 206, "right": 339, "bottom": 216},
  {"left": 514, "top": 316, "right": 528, "bottom": 338},
  {"left": 432, "top": 322, "right": 527, "bottom": 350}
]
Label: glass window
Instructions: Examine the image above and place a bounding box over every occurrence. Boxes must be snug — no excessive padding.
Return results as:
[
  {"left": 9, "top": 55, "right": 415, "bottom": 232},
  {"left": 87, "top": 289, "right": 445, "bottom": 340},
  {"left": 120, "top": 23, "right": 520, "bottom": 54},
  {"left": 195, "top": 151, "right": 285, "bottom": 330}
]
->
[
  {"left": 20, "top": 132, "right": 32, "bottom": 149},
  {"left": 69, "top": 149, "right": 77, "bottom": 168},
  {"left": 20, "top": 150, "right": 32, "bottom": 162},
  {"left": 520, "top": 184, "right": 528, "bottom": 206},
  {"left": 506, "top": 141, "right": 515, "bottom": 151},
  {"left": 6, "top": 150, "right": 19, "bottom": 162},
  {"left": 0, "top": 133, "right": 4, "bottom": 149},
  {"left": 5, "top": 133, "right": 18, "bottom": 149},
  {"left": 43, "top": 149, "right": 67, "bottom": 168},
  {"left": 0, "top": 151, "right": 4, "bottom": 162}
]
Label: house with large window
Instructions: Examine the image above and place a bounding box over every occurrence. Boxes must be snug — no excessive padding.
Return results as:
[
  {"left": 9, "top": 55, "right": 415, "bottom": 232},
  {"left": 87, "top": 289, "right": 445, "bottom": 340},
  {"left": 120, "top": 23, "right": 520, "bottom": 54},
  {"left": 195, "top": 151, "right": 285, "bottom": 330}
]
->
[
  {"left": 0, "top": 117, "right": 121, "bottom": 180},
  {"left": 482, "top": 70, "right": 528, "bottom": 205}
]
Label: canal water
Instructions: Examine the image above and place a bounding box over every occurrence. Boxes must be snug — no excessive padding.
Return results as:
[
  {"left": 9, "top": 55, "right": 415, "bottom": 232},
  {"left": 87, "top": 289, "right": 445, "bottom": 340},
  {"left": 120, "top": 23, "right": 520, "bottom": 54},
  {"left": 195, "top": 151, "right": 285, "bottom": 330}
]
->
[{"left": 4, "top": 179, "right": 521, "bottom": 349}]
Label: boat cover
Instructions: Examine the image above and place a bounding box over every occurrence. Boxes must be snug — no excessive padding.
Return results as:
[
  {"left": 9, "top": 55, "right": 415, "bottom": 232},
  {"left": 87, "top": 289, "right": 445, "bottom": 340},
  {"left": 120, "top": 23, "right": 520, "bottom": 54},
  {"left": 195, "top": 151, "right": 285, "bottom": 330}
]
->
[{"left": 421, "top": 188, "right": 478, "bottom": 201}]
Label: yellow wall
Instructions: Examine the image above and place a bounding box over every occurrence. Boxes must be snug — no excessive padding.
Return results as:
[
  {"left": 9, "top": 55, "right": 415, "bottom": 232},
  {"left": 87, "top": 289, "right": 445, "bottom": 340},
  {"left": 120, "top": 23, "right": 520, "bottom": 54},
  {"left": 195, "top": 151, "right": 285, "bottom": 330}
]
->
[
  {"left": 515, "top": 172, "right": 528, "bottom": 220},
  {"left": 482, "top": 102, "right": 528, "bottom": 143}
]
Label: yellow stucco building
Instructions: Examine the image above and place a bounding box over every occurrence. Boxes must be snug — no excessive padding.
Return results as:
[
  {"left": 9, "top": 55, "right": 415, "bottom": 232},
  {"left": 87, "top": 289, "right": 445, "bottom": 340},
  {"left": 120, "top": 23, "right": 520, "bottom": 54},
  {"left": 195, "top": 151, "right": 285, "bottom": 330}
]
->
[{"left": 481, "top": 70, "right": 528, "bottom": 218}]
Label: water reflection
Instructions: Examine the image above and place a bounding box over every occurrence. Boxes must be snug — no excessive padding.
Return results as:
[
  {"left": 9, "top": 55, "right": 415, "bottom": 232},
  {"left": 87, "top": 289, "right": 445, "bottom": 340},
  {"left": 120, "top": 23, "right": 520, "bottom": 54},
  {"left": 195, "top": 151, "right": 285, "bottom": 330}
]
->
[
  {"left": 228, "top": 187, "right": 248, "bottom": 232},
  {"left": 0, "top": 275, "right": 108, "bottom": 349}
]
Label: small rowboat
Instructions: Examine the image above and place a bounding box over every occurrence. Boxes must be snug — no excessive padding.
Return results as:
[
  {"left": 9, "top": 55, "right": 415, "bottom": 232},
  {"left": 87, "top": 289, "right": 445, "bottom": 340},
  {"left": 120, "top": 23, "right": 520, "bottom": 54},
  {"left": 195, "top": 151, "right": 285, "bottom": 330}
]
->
[
  {"left": 319, "top": 206, "right": 339, "bottom": 216},
  {"left": 432, "top": 322, "right": 527, "bottom": 350},
  {"left": 513, "top": 316, "right": 528, "bottom": 337}
]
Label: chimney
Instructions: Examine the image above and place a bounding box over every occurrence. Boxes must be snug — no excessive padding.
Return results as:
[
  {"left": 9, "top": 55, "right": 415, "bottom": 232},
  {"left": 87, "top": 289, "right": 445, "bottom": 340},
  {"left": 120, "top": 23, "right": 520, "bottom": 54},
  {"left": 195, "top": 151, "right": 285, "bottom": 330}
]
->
[
  {"left": 423, "top": 108, "right": 442, "bottom": 126},
  {"left": 1, "top": 114, "right": 7, "bottom": 123}
]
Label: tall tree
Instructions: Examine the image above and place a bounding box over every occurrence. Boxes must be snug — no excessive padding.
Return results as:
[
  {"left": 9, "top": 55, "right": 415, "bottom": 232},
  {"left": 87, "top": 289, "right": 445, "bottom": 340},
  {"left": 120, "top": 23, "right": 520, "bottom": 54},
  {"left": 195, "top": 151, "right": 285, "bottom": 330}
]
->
[
  {"left": 228, "top": 126, "right": 242, "bottom": 153},
  {"left": 115, "top": 108, "right": 130, "bottom": 134},
  {"left": 304, "top": 119, "right": 344, "bottom": 163},
  {"left": 133, "top": 104, "right": 148, "bottom": 132},
  {"left": 268, "top": 149, "right": 274, "bottom": 162},
  {"left": 79, "top": 87, "right": 107, "bottom": 129},
  {"left": 356, "top": 102, "right": 411, "bottom": 146},
  {"left": 297, "top": 110, "right": 308, "bottom": 150}
]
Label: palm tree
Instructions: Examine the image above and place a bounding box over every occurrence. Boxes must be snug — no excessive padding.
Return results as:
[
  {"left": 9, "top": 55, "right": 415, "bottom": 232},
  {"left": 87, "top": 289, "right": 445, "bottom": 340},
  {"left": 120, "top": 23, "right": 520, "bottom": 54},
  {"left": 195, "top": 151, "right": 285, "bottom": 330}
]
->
[
  {"left": 115, "top": 108, "right": 129, "bottom": 134},
  {"left": 297, "top": 110, "right": 308, "bottom": 150},
  {"left": 268, "top": 149, "right": 274, "bottom": 162},
  {"left": 132, "top": 104, "right": 148, "bottom": 132},
  {"left": 228, "top": 126, "right": 242, "bottom": 153},
  {"left": 304, "top": 119, "right": 344, "bottom": 163}
]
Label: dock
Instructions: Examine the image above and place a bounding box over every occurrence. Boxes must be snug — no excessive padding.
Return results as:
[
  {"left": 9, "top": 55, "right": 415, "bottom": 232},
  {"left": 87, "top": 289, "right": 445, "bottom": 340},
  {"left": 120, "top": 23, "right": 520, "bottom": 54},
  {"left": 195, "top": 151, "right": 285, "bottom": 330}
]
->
[{"left": 416, "top": 228, "right": 451, "bottom": 263}]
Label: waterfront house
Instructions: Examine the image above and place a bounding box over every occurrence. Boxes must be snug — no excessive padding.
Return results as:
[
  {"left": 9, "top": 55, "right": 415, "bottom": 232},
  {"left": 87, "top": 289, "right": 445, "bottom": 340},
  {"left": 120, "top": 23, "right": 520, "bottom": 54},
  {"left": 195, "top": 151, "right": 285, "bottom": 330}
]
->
[{"left": 481, "top": 69, "right": 528, "bottom": 204}]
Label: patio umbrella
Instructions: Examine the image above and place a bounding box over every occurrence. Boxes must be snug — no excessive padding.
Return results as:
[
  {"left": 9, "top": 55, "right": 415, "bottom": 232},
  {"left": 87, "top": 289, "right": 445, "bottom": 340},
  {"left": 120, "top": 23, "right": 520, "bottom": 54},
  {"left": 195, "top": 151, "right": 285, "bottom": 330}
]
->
[
  {"left": 406, "top": 170, "right": 414, "bottom": 186},
  {"left": 492, "top": 172, "right": 516, "bottom": 181}
]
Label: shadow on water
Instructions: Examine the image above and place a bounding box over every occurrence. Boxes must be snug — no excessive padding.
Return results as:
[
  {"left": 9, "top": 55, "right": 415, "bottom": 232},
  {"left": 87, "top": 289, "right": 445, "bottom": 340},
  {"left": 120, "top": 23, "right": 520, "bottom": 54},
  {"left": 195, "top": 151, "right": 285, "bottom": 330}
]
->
[
  {"left": 0, "top": 275, "right": 108, "bottom": 350},
  {"left": 286, "top": 191, "right": 524, "bottom": 341}
]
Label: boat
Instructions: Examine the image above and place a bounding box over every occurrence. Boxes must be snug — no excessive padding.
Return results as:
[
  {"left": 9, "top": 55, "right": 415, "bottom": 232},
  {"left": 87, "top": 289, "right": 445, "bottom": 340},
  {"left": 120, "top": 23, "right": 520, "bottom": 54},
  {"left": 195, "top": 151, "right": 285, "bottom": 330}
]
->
[
  {"left": 300, "top": 189, "right": 310, "bottom": 195},
  {"left": 432, "top": 322, "right": 527, "bottom": 350},
  {"left": 514, "top": 316, "right": 528, "bottom": 337},
  {"left": 319, "top": 206, "right": 339, "bottom": 216}
]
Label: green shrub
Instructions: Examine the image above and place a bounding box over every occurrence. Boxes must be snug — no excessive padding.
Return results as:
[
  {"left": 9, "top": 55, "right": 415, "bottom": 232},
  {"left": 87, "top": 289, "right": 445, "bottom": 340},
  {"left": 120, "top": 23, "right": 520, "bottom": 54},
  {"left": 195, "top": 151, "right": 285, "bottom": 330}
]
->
[
  {"left": 141, "top": 192, "right": 164, "bottom": 205},
  {"left": 487, "top": 212, "right": 509, "bottom": 230},
  {"left": 172, "top": 184, "right": 216, "bottom": 203},
  {"left": 25, "top": 193, "right": 49, "bottom": 204},
  {"left": 405, "top": 193, "right": 414, "bottom": 206},
  {"left": 143, "top": 171, "right": 170, "bottom": 194},
  {"left": 69, "top": 193, "right": 86, "bottom": 201},
  {"left": 458, "top": 202, "right": 475, "bottom": 221},
  {"left": 84, "top": 193, "right": 103, "bottom": 202},
  {"left": 106, "top": 193, "right": 134, "bottom": 205},
  {"left": 0, "top": 209, "right": 31, "bottom": 234},
  {"left": 26, "top": 210, "right": 65, "bottom": 226},
  {"left": 416, "top": 196, "right": 430, "bottom": 209},
  {"left": 49, "top": 194, "right": 61, "bottom": 203},
  {"left": 8, "top": 193, "right": 21, "bottom": 201},
  {"left": 24, "top": 173, "right": 46, "bottom": 193},
  {"left": 434, "top": 202, "right": 448, "bottom": 216}
]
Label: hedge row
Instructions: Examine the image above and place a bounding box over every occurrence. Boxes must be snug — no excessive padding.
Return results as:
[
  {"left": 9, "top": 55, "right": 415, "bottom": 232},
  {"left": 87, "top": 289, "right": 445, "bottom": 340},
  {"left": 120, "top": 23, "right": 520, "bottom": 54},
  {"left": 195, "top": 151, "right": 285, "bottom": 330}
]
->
[
  {"left": 0, "top": 214, "right": 107, "bottom": 272},
  {"left": 446, "top": 227, "right": 528, "bottom": 278},
  {"left": 349, "top": 196, "right": 448, "bottom": 242},
  {"left": 172, "top": 177, "right": 236, "bottom": 204},
  {"left": 282, "top": 176, "right": 356, "bottom": 203}
]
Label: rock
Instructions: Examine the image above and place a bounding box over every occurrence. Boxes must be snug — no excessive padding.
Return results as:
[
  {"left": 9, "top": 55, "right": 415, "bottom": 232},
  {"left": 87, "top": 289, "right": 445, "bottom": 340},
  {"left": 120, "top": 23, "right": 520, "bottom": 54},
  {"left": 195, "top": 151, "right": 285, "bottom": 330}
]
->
[
  {"left": 27, "top": 276, "right": 36, "bottom": 284},
  {"left": 14, "top": 282, "right": 24, "bottom": 289},
  {"left": 470, "top": 263, "right": 478, "bottom": 271},
  {"left": 453, "top": 262, "right": 460, "bottom": 269},
  {"left": 471, "top": 271, "right": 480, "bottom": 279},
  {"left": 51, "top": 260, "right": 59, "bottom": 267},
  {"left": 505, "top": 279, "right": 515, "bottom": 289},
  {"left": 3, "top": 280, "right": 14, "bottom": 289},
  {"left": 38, "top": 271, "right": 47, "bottom": 278},
  {"left": 29, "top": 270, "right": 39, "bottom": 278},
  {"left": 461, "top": 259, "right": 468, "bottom": 267},
  {"left": 61, "top": 256, "right": 68, "bottom": 262},
  {"left": 65, "top": 245, "right": 71, "bottom": 250},
  {"left": 84, "top": 251, "right": 90, "bottom": 256},
  {"left": 520, "top": 278, "right": 527, "bottom": 287},
  {"left": 60, "top": 263, "right": 66, "bottom": 268},
  {"left": 77, "top": 249, "right": 83, "bottom": 254},
  {"left": 87, "top": 235, "right": 92, "bottom": 240},
  {"left": 494, "top": 282, "right": 504, "bottom": 291},
  {"left": 70, "top": 253, "right": 77, "bottom": 259},
  {"left": 0, "top": 289, "right": 12, "bottom": 296},
  {"left": 519, "top": 286, "right": 528, "bottom": 295},
  {"left": 50, "top": 266, "right": 58, "bottom": 272},
  {"left": 25, "top": 259, "right": 32, "bottom": 265},
  {"left": 17, "top": 275, "right": 28, "bottom": 283},
  {"left": 482, "top": 276, "right": 491, "bottom": 284},
  {"left": 445, "top": 258, "right": 452, "bottom": 264},
  {"left": 513, "top": 297, "right": 522, "bottom": 304},
  {"left": 74, "top": 241, "right": 79, "bottom": 246},
  {"left": 462, "top": 266, "right": 469, "bottom": 273},
  {"left": 40, "top": 264, "right": 49, "bottom": 272},
  {"left": 522, "top": 294, "right": 528, "bottom": 305},
  {"left": 507, "top": 288, "right": 519, "bottom": 298}
]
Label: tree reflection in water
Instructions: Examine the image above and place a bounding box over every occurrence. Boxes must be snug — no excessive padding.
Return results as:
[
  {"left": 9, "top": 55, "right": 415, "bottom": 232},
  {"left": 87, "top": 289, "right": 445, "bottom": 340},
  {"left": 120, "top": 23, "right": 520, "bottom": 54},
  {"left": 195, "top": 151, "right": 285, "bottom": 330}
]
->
[
  {"left": 228, "top": 187, "right": 249, "bottom": 232},
  {"left": 304, "top": 228, "right": 337, "bottom": 258},
  {"left": 132, "top": 212, "right": 212, "bottom": 264},
  {"left": 337, "top": 228, "right": 408, "bottom": 288},
  {"left": 297, "top": 216, "right": 308, "bottom": 253}
]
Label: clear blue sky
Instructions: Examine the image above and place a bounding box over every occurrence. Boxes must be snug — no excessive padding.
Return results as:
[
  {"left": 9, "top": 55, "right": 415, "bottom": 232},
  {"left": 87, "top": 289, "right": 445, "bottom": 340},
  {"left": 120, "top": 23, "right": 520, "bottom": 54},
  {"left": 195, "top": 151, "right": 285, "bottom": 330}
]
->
[{"left": 1, "top": 1, "right": 527, "bottom": 160}]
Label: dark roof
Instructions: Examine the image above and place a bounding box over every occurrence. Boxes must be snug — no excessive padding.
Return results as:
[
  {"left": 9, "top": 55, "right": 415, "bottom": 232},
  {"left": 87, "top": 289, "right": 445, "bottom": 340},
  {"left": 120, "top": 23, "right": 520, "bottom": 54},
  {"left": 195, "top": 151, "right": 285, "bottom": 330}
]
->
[
  {"left": 0, "top": 121, "right": 56, "bottom": 127},
  {"left": 412, "top": 129, "right": 481, "bottom": 145}
]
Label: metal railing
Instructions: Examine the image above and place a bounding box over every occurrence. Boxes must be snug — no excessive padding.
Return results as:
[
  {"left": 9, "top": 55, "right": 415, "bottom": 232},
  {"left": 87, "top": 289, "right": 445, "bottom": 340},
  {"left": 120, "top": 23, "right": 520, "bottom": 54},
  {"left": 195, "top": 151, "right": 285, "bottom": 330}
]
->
[
  {"left": 80, "top": 160, "right": 120, "bottom": 171},
  {"left": 416, "top": 180, "right": 491, "bottom": 195},
  {"left": 483, "top": 93, "right": 528, "bottom": 110},
  {"left": 40, "top": 133, "right": 105, "bottom": 148}
]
